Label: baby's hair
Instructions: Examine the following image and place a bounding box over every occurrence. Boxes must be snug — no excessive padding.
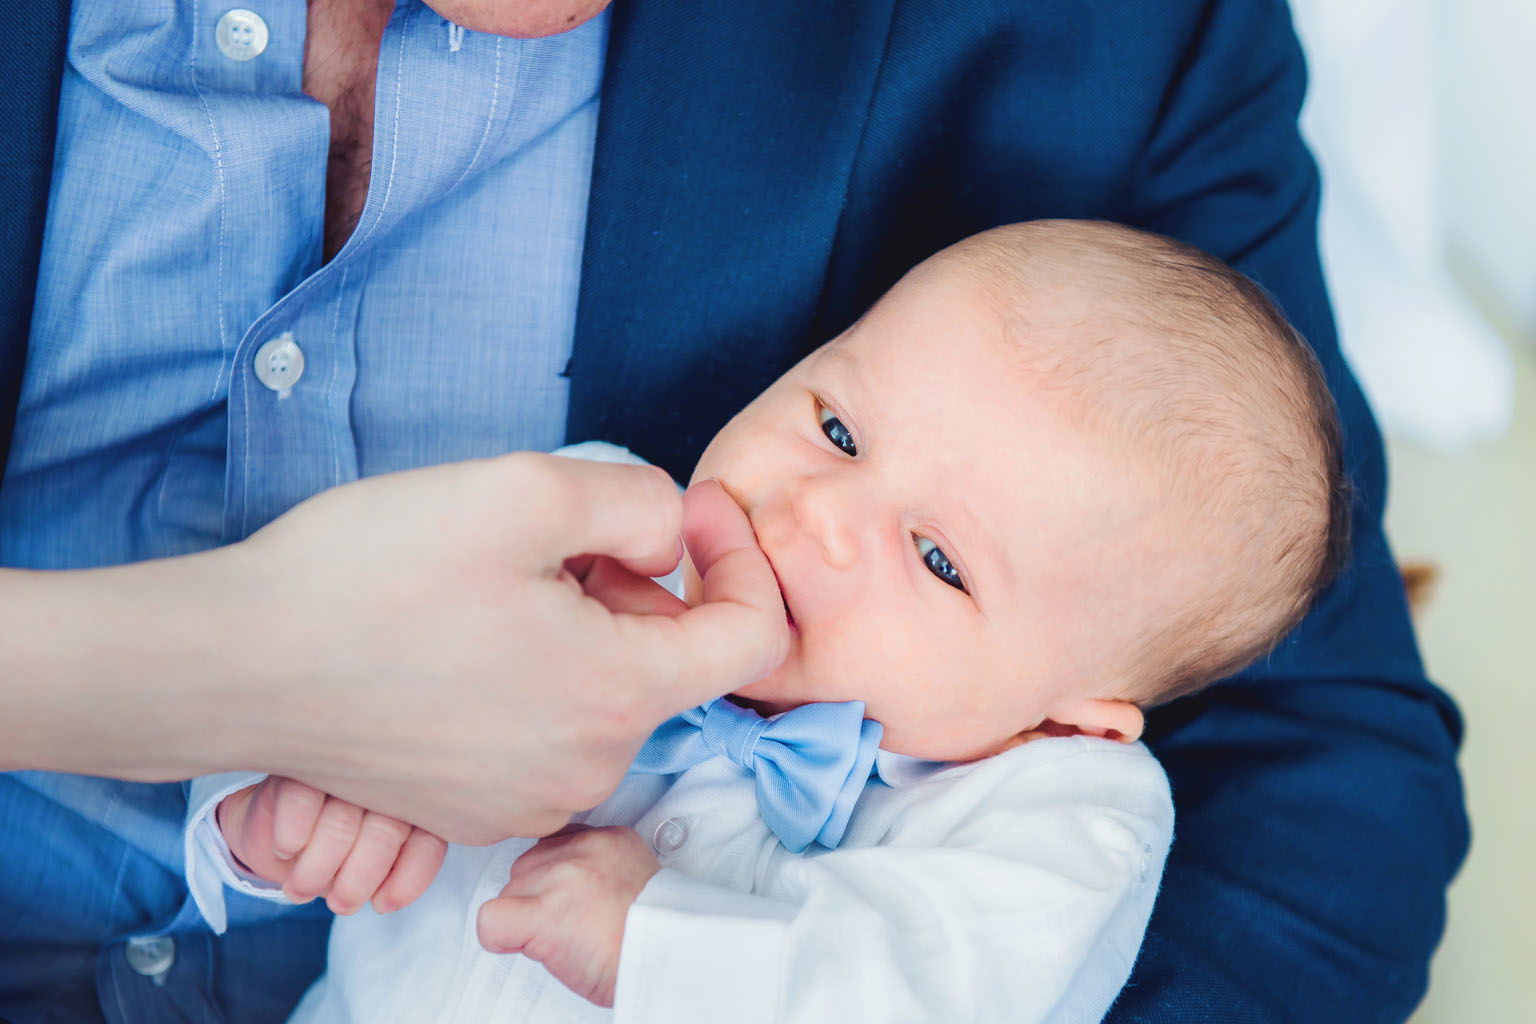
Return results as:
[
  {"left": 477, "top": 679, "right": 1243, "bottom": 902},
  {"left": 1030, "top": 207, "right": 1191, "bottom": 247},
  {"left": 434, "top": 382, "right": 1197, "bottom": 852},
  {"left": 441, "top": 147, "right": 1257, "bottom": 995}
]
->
[{"left": 947, "top": 220, "right": 1350, "bottom": 707}]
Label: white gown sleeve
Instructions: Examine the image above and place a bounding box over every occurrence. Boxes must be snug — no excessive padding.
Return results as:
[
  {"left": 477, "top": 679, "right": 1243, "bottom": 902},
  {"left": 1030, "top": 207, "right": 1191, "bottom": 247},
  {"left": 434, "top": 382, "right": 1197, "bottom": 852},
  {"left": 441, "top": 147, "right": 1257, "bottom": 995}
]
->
[
  {"left": 183, "top": 771, "right": 293, "bottom": 933},
  {"left": 614, "top": 738, "right": 1172, "bottom": 1024}
]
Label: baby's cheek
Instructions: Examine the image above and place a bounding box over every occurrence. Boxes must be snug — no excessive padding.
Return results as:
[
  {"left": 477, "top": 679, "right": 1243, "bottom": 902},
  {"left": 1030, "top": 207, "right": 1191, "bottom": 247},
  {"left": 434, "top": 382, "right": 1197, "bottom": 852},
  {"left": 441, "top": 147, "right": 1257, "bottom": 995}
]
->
[
  {"left": 850, "top": 634, "right": 1006, "bottom": 760},
  {"left": 812, "top": 620, "right": 916, "bottom": 713}
]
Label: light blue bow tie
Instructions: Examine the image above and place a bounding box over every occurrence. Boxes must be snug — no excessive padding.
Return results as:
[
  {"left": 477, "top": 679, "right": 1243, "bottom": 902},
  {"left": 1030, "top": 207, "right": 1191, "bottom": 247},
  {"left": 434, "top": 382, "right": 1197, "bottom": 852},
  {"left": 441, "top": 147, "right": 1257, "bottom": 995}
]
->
[{"left": 632, "top": 697, "right": 884, "bottom": 853}]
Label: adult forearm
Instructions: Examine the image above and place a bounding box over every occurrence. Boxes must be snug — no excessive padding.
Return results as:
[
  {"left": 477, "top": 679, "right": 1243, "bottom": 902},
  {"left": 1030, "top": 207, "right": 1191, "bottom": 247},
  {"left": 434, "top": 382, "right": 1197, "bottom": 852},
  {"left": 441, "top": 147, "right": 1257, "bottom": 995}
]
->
[
  {"left": 2, "top": 457, "right": 787, "bottom": 843},
  {"left": 0, "top": 549, "right": 260, "bottom": 779}
]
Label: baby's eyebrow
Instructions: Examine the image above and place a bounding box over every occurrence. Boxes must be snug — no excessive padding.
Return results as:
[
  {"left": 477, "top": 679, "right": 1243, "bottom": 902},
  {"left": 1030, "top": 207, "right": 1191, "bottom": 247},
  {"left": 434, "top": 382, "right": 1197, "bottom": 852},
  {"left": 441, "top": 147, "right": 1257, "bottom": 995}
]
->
[
  {"left": 815, "top": 342, "right": 862, "bottom": 380},
  {"left": 812, "top": 345, "right": 872, "bottom": 426}
]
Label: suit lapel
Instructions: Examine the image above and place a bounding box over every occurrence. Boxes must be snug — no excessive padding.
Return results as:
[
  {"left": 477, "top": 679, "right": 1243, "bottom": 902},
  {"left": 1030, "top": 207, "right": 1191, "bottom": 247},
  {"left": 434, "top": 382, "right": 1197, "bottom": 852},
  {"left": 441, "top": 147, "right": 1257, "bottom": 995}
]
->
[
  {"left": 0, "top": 0, "right": 71, "bottom": 478},
  {"left": 566, "top": 0, "right": 897, "bottom": 475}
]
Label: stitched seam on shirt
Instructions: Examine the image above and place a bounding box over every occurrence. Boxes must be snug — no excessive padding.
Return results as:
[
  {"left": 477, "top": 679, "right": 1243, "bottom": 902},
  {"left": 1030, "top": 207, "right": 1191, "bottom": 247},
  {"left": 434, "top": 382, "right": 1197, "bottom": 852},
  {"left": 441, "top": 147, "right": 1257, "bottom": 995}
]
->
[
  {"left": 152, "top": 2, "right": 230, "bottom": 552},
  {"left": 102, "top": 787, "right": 130, "bottom": 924},
  {"left": 240, "top": 347, "right": 253, "bottom": 536},
  {"left": 109, "top": 931, "right": 133, "bottom": 1023},
  {"left": 187, "top": 0, "right": 231, "bottom": 396},
  {"left": 326, "top": 265, "right": 351, "bottom": 484},
  {"left": 447, "top": 36, "right": 507, "bottom": 192},
  {"left": 344, "top": 3, "right": 414, "bottom": 255},
  {"left": 166, "top": 0, "right": 235, "bottom": 548},
  {"left": 106, "top": 810, "right": 135, "bottom": 1023}
]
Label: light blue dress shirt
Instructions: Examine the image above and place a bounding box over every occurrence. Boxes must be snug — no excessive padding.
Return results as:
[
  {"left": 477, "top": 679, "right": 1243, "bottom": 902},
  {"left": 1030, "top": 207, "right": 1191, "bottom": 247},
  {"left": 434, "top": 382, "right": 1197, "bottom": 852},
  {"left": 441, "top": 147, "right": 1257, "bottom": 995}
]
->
[{"left": 0, "top": 2, "right": 607, "bottom": 1020}]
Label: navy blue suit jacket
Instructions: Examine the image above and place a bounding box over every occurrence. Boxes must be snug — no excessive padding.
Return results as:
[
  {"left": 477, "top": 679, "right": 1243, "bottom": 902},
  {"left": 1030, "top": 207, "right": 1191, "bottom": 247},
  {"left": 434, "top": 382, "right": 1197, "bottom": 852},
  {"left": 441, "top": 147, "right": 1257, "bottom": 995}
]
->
[{"left": 0, "top": 2, "right": 1467, "bottom": 1021}]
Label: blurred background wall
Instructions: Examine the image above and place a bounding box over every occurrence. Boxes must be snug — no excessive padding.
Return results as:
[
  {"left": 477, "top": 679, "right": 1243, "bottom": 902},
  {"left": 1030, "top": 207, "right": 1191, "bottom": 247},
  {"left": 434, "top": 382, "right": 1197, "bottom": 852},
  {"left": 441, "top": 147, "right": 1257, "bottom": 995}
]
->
[{"left": 1288, "top": 1, "right": 1534, "bottom": 1020}]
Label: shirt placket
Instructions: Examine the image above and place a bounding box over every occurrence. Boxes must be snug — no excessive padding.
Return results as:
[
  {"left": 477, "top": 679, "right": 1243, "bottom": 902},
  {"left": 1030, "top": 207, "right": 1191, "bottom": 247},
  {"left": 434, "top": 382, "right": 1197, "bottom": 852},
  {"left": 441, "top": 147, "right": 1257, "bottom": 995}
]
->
[
  {"left": 182, "top": 0, "right": 351, "bottom": 541},
  {"left": 225, "top": 268, "right": 366, "bottom": 540},
  {"left": 222, "top": 0, "right": 503, "bottom": 539}
]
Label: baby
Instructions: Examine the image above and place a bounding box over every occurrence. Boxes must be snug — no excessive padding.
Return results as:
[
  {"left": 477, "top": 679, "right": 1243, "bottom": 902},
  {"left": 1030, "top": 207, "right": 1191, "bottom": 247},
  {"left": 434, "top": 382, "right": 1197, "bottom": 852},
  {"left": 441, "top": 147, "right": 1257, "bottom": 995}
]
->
[{"left": 188, "top": 220, "right": 1347, "bottom": 1022}]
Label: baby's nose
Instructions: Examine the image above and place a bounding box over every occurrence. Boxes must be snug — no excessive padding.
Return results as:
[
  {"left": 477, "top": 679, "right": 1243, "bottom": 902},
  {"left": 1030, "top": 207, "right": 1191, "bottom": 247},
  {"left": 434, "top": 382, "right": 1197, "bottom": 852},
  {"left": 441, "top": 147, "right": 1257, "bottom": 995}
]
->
[{"left": 790, "top": 477, "right": 863, "bottom": 570}]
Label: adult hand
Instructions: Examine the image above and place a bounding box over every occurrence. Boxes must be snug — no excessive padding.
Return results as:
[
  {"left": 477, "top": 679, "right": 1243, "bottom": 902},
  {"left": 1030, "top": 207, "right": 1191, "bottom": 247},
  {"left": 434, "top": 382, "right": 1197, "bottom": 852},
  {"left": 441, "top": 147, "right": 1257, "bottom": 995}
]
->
[{"left": 1, "top": 455, "right": 788, "bottom": 844}]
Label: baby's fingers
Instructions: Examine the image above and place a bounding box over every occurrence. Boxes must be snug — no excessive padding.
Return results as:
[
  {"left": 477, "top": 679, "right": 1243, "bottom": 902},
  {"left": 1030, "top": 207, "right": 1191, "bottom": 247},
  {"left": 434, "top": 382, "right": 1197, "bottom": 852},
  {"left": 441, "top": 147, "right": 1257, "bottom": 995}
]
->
[
  {"left": 270, "top": 777, "right": 326, "bottom": 860},
  {"left": 372, "top": 828, "right": 449, "bottom": 914},
  {"left": 327, "top": 812, "right": 412, "bottom": 915},
  {"left": 283, "top": 797, "right": 363, "bottom": 904},
  {"left": 477, "top": 894, "right": 545, "bottom": 955}
]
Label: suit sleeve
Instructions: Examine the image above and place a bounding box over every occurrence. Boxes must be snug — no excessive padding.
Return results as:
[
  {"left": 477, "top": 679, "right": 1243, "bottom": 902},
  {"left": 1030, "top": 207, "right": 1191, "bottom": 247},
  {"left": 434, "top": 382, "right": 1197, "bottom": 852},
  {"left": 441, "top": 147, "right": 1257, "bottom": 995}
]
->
[
  {"left": 1108, "top": 3, "right": 1469, "bottom": 1021},
  {"left": 615, "top": 740, "right": 1173, "bottom": 1024}
]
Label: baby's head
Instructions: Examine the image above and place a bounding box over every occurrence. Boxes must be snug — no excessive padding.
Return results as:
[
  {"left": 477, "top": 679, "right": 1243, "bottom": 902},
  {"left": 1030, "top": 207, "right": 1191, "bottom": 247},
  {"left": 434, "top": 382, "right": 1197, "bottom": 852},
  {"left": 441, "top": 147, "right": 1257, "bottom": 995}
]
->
[{"left": 690, "top": 220, "right": 1348, "bottom": 761}]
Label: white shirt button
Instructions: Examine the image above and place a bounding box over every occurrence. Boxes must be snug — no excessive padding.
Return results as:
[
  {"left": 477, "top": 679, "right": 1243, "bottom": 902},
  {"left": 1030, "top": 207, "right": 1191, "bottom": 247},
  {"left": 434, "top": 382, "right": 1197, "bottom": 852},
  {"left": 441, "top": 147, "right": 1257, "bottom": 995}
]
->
[
  {"left": 124, "top": 935, "right": 176, "bottom": 980},
  {"left": 254, "top": 333, "right": 305, "bottom": 393},
  {"left": 652, "top": 816, "right": 689, "bottom": 855},
  {"left": 215, "top": 9, "right": 270, "bottom": 62}
]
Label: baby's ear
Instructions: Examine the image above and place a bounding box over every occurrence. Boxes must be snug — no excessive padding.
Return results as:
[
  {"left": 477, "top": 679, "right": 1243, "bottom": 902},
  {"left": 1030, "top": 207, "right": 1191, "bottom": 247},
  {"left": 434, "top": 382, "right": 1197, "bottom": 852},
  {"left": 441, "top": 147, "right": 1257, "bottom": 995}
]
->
[{"left": 1041, "top": 698, "right": 1145, "bottom": 744}]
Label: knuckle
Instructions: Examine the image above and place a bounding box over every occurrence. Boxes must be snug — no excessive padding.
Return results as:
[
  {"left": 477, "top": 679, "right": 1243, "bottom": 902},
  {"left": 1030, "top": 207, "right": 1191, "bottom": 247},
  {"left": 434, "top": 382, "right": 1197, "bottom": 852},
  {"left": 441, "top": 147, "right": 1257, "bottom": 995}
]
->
[
  {"left": 609, "top": 825, "right": 645, "bottom": 854},
  {"left": 408, "top": 828, "right": 448, "bottom": 858},
  {"left": 584, "top": 693, "right": 653, "bottom": 754},
  {"left": 314, "top": 808, "right": 363, "bottom": 845},
  {"left": 504, "top": 452, "right": 577, "bottom": 523},
  {"left": 275, "top": 779, "right": 320, "bottom": 813},
  {"left": 287, "top": 870, "right": 325, "bottom": 900},
  {"left": 543, "top": 859, "right": 588, "bottom": 891},
  {"left": 636, "top": 465, "right": 684, "bottom": 529},
  {"left": 359, "top": 814, "right": 409, "bottom": 846},
  {"left": 330, "top": 875, "right": 370, "bottom": 907},
  {"left": 501, "top": 861, "right": 528, "bottom": 890},
  {"left": 503, "top": 866, "right": 541, "bottom": 899}
]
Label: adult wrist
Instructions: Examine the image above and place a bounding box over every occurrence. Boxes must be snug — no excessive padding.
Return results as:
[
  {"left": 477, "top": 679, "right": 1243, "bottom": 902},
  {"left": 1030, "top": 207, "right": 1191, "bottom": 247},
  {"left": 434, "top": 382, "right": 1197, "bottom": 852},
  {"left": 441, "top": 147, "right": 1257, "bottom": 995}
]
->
[{"left": 0, "top": 547, "right": 270, "bottom": 779}]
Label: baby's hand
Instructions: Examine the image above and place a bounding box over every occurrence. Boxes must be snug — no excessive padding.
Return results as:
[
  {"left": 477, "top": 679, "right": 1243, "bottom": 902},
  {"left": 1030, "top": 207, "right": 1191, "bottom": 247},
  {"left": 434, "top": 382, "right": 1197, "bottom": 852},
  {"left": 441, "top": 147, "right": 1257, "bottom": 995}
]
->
[
  {"left": 477, "top": 825, "right": 662, "bottom": 1007},
  {"left": 216, "top": 777, "right": 448, "bottom": 915}
]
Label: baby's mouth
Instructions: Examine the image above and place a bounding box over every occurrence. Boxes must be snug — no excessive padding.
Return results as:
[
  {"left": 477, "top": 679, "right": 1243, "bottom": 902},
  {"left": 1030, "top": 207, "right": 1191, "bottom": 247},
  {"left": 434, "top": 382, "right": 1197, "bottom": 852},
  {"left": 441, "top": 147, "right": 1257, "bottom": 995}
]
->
[
  {"left": 767, "top": 557, "right": 797, "bottom": 631},
  {"left": 747, "top": 516, "right": 797, "bottom": 632}
]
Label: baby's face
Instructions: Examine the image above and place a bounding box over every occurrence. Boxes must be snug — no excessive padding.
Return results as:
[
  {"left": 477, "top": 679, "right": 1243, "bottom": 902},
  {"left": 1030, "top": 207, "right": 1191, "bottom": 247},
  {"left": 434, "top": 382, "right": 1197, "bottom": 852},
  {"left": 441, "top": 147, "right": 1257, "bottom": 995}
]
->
[{"left": 691, "top": 263, "right": 1161, "bottom": 760}]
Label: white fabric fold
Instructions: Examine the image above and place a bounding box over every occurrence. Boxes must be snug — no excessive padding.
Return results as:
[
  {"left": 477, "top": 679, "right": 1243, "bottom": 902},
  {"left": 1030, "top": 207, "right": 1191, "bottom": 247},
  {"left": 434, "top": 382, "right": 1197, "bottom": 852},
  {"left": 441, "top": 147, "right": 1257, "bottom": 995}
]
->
[{"left": 184, "top": 771, "right": 289, "bottom": 933}]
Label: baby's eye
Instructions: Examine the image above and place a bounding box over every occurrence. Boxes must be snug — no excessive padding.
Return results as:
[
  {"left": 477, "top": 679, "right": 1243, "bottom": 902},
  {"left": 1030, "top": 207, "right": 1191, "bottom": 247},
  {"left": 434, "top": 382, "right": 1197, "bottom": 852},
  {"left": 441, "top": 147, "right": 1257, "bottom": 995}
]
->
[
  {"left": 817, "top": 402, "right": 858, "bottom": 457},
  {"left": 914, "top": 535, "right": 967, "bottom": 593}
]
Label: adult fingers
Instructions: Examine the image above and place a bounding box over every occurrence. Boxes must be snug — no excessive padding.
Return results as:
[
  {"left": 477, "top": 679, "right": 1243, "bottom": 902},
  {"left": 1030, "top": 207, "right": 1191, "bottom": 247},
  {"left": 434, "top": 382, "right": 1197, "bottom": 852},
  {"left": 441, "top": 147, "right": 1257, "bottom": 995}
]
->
[
  {"left": 681, "top": 480, "right": 761, "bottom": 583},
  {"left": 283, "top": 796, "right": 364, "bottom": 904},
  {"left": 580, "top": 556, "right": 689, "bottom": 617},
  {"left": 623, "top": 481, "right": 789, "bottom": 711},
  {"left": 511, "top": 455, "right": 684, "bottom": 580},
  {"left": 327, "top": 811, "right": 412, "bottom": 915},
  {"left": 373, "top": 828, "right": 449, "bottom": 914},
  {"left": 270, "top": 777, "right": 326, "bottom": 861}
]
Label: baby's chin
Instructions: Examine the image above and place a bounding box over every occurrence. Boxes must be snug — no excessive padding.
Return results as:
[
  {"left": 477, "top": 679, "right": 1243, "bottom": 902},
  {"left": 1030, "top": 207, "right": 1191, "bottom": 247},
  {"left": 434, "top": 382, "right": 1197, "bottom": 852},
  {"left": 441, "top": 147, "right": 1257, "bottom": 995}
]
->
[
  {"left": 729, "top": 665, "right": 806, "bottom": 717},
  {"left": 726, "top": 689, "right": 1010, "bottom": 761}
]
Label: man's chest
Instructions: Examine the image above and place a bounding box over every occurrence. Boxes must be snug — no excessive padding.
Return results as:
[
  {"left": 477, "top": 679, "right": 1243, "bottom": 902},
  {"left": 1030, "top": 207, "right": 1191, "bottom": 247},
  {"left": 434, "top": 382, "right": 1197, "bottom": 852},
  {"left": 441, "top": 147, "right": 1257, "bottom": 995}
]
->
[
  {"left": 5, "top": 1, "right": 608, "bottom": 565},
  {"left": 303, "top": 0, "right": 395, "bottom": 258}
]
